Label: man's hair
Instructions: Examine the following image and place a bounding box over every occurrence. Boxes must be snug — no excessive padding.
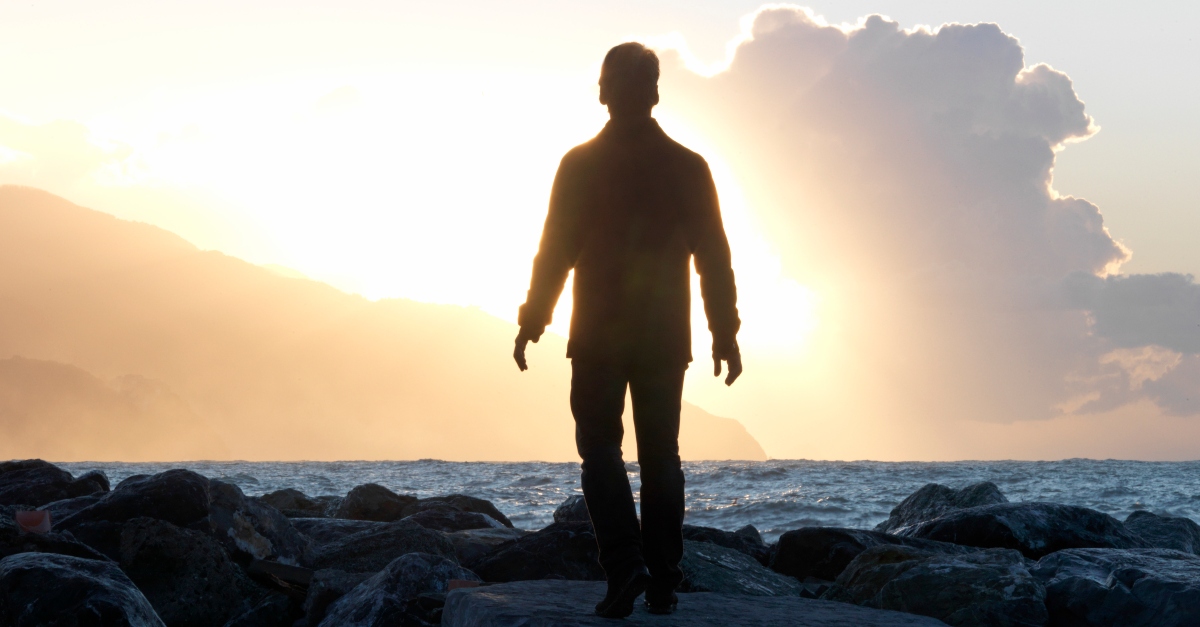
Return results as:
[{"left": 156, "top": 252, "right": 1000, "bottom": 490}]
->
[{"left": 600, "top": 43, "right": 660, "bottom": 110}]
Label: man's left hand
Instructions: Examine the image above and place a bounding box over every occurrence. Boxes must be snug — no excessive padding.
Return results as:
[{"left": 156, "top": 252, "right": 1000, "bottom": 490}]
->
[{"left": 713, "top": 351, "right": 743, "bottom": 386}]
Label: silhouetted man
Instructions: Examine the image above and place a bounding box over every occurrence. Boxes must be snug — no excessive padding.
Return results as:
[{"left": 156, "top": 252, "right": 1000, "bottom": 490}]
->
[{"left": 514, "top": 42, "right": 741, "bottom": 618}]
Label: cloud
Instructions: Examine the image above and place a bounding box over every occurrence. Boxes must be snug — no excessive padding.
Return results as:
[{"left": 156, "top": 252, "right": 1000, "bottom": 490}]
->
[{"left": 658, "top": 7, "right": 1196, "bottom": 423}]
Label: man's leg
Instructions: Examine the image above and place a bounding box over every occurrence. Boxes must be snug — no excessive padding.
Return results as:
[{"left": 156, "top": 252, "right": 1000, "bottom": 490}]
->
[
  {"left": 629, "top": 362, "right": 687, "bottom": 601},
  {"left": 570, "top": 359, "right": 645, "bottom": 580}
]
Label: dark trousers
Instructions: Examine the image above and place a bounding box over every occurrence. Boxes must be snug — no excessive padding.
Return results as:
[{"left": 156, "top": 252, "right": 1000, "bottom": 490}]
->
[{"left": 571, "top": 358, "right": 687, "bottom": 593}]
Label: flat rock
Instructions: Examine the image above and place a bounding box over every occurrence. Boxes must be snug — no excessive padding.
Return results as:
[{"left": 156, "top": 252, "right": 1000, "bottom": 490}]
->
[
  {"left": 446, "top": 528, "right": 529, "bottom": 565},
  {"left": 1124, "top": 510, "right": 1200, "bottom": 555},
  {"left": 894, "top": 502, "right": 1146, "bottom": 559},
  {"left": 1032, "top": 547, "right": 1200, "bottom": 627},
  {"left": 468, "top": 521, "right": 602, "bottom": 581},
  {"left": 405, "top": 508, "right": 506, "bottom": 533},
  {"left": 876, "top": 482, "right": 1007, "bottom": 534},
  {"left": 825, "top": 545, "right": 1048, "bottom": 627},
  {"left": 680, "top": 540, "right": 801, "bottom": 596},
  {"left": 318, "top": 552, "right": 480, "bottom": 627},
  {"left": 334, "top": 484, "right": 416, "bottom": 522},
  {"left": 291, "top": 518, "right": 383, "bottom": 548},
  {"left": 308, "top": 518, "right": 456, "bottom": 573},
  {"left": 0, "top": 459, "right": 109, "bottom": 507},
  {"left": 771, "top": 526, "right": 974, "bottom": 582},
  {"left": 0, "top": 552, "right": 164, "bottom": 626},
  {"left": 442, "top": 580, "right": 949, "bottom": 626},
  {"left": 403, "top": 494, "right": 514, "bottom": 528},
  {"left": 38, "top": 494, "right": 104, "bottom": 521},
  {"left": 683, "top": 524, "right": 771, "bottom": 565}
]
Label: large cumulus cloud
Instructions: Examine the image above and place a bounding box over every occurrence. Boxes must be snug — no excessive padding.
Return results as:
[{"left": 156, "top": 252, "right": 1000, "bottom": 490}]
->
[{"left": 661, "top": 7, "right": 1198, "bottom": 423}]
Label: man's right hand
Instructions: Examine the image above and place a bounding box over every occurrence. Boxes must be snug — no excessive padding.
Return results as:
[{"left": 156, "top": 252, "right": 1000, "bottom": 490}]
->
[
  {"left": 513, "top": 328, "right": 541, "bottom": 371},
  {"left": 713, "top": 339, "right": 743, "bottom": 386}
]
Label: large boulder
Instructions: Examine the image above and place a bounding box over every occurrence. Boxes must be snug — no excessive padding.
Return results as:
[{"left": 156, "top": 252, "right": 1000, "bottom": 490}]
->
[
  {"left": 223, "top": 593, "right": 300, "bottom": 627},
  {"left": 405, "top": 508, "right": 507, "bottom": 533},
  {"left": 403, "top": 495, "right": 514, "bottom": 528},
  {"left": 291, "top": 518, "right": 382, "bottom": 548},
  {"left": 257, "top": 489, "right": 339, "bottom": 519},
  {"left": 825, "top": 545, "right": 1048, "bottom": 627},
  {"left": 0, "top": 552, "right": 164, "bottom": 626},
  {"left": 57, "top": 469, "right": 211, "bottom": 530},
  {"left": 770, "top": 527, "right": 973, "bottom": 582},
  {"left": 38, "top": 494, "right": 104, "bottom": 521},
  {"left": 207, "top": 479, "right": 310, "bottom": 565},
  {"left": 876, "top": 482, "right": 1007, "bottom": 534},
  {"left": 552, "top": 495, "right": 589, "bottom": 524},
  {"left": 308, "top": 518, "right": 457, "bottom": 573},
  {"left": 680, "top": 540, "right": 802, "bottom": 596},
  {"left": 301, "top": 569, "right": 373, "bottom": 627},
  {"left": 468, "top": 521, "right": 603, "bottom": 582},
  {"left": 445, "top": 528, "right": 529, "bottom": 565},
  {"left": 334, "top": 484, "right": 417, "bottom": 522},
  {"left": 1124, "top": 511, "right": 1200, "bottom": 555},
  {"left": 0, "top": 460, "right": 109, "bottom": 507},
  {"left": 117, "top": 517, "right": 271, "bottom": 627},
  {"left": 0, "top": 507, "right": 110, "bottom": 562},
  {"left": 895, "top": 502, "right": 1147, "bottom": 559},
  {"left": 318, "top": 552, "right": 480, "bottom": 627},
  {"left": 1032, "top": 548, "right": 1200, "bottom": 627},
  {"left": 683, "top": 524, "right": 771, "bottom": 566}
]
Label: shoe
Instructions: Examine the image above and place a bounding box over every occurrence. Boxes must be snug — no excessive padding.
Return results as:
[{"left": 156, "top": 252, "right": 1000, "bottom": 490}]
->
[
  {"left": 644, "top": 588, "right": 678, "bottom": 615},
  {"left": 594, "top": 566, "right": 651, "bottom": 619}
]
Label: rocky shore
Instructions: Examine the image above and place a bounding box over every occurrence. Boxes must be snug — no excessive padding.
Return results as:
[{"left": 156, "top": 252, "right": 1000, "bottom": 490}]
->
[{"left": 2, "top": 459, "right": 1199, "bottom": 626}]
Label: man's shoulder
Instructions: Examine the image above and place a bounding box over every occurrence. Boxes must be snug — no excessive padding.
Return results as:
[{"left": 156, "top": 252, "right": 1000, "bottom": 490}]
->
[{"left": 657, "top": 131, "right": 710, "bottom": 172}]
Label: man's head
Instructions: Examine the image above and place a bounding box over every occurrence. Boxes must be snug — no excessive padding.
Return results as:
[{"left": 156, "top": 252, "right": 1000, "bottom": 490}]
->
[{"left": 599, "top": 43, "right": 660, "bottom": 117}]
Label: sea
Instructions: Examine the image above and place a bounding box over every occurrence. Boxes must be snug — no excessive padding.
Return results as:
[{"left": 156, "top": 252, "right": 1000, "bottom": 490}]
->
[{"left": 58, "top": 459, "right": 1200, "bottom": 542}]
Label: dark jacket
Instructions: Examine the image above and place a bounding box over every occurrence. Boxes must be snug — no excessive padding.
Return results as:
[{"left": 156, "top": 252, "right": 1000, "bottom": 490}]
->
[{"left": 518, "top": 117, "right": 739, "bottom": 364}]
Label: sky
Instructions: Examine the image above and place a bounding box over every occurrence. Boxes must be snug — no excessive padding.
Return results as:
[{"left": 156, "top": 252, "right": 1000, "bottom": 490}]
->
[{"left": 2, "top": 1, "right": 1199, "bottom": 460}]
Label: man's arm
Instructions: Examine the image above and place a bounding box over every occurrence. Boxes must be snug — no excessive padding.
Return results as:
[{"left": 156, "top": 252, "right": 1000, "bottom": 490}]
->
[
  {"left": 692, "top": 160, "right": 742, "bottom": 385},
  {"left": 514, "top": 154, "right": 580, "bottom": 371}
]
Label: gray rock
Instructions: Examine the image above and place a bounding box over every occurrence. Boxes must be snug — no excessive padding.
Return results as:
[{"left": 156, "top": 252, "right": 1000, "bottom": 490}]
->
[
  {"left": 0, "top": 552, "right": 164, "bottom": 626},
  {"left": 207, "top": 479, "right": 310, "bottom": 565},
  {"left": 895, "top": 502, "right": 1147, "bottom": 559},
  {"left": 58, "top": 469, "right": 211, "bottom": 530},
  {"left": 404, "top": 494, "right": 514, "bottom": 528},
  {"left": 301, "top": 569, "right": 373, "bottom": 627},
  {"left": 445, "top": 527, "right": 529, "bottom": 565},
  {"left": 405, "top": 508, "right": 506, "bottom": 532},
  {"left": 117, "top": 517, "right": 269, "bottom": 627},
  {"left": 553, "top": 495, "right": 589, "bottom": 523},
  {"left": 0, "top": 459, "right": 110, "bottom": 507},
  {"left": 1032, "top": 547, "right": 1200, "bottom": 627},
  {"left": 876, "top": 482, "right": 1007, "bottom": 534},
  {"left": 824, "top": 545, "right": 1047, "bottom": 627},
  {"left": 38, "top": 494, "right": 103, "bottom": 521},
  {"left": 679, "top": 540, "right": 801, "bottom": 596},
  {"left": 291, "top": 518, "right": 382, "bottom": 548},
  {"left": 468, "top": 521, "right": 603, "bottom": 582},
  {"left": 442, "top": 579, "right": 950, "bottom": 626},
  {"left": 0, "top": 508, "right": 111, "bottom": 562},
  {"left": 1124, "top": 510, "right": 1200, "bottom": 554},
  {"left": 318, "top": 552, "right": 480, "bottom": 627},
  {"left": 770, "top": 527, "right": 974, "bottom": 582},
  {"left": 683, "top": 524, "right": 772, "bottom": 565},
  {"left": 309, "top": 518, "right": 456, "bottom": 573},
  {"left": 257, "top": 488, "right": 333, "bottom": 518},
  {"left": 334, "top": 484, "right": 417, "bottom": 522}
]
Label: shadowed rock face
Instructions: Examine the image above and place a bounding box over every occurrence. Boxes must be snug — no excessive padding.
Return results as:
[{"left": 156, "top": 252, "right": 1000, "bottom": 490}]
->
[
  {"left": 683, "top": 524, "right": 771, "bottom": 566},
  {"left": 553, "top": 495, "right": 590, "bottom": 524},
  {"left": 825, "top": 545, "right": 1047, "bottom": 627},
  {"left": 770, "top": 527, "right": 974, "bottom": 582},
  {"left": 291, "top": 518, "right": 382, "bottom": 548},
  {"left": 302, "top": 570, "right": 373, "bottom": 627},
  {"left": 0, "top": 459, "right": 109, "bottom": 507},
  {"left": 679, "top": 540, "right": 802, "bottom": 596},
  {"left": 318, "top": 553, "right": 480, "bottom": 627},
  {"left": 0, "top": 505, "right": 111, "bottom": 562},
  {"left": 402, "top": 495, "right": 514, "bottom": 528},
  {"left": 259, "top": 489, "right": 340, "bottom": 519},
  {"left": 445, "top": 528, "right": 529, "bottom": 566},
  {"left": 334, "top": 484, "right": 417, "bottom": 522},
  {"left": 57, "top": 469, "right": 211, "bottom": 530},
  {"left": 308, "top": 519, "right": 456, "bottom": 573},
  {"left": 1124, "top": 510, "right": 1200, "bottom": 555},
  {"left": 207, "top": 479, "right": 310, "bottom": 566},
  {"left": 405, "top": 508, "right": 506, "bottom": 533},
  {"left": 1032, "top": 548, "right": 1200, "bottom": 627},
  {"left": 876, "top": 482, "right": 1008, "bottom": 534},
  {"left": 894, "top": 502, "right": 1147, "bottom": 559},
  {"left": 0, "top": 552, "right": 165, "bottom": 627},
  {"left": 468, "top": 521, "right": 603, "bottom": 582}
]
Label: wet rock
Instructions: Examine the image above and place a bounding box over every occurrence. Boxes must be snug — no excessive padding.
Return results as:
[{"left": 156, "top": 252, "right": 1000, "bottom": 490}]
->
[
  {"left": 334, "top": 484, "right": 417, "bottom": 522},
  {"left": 318, "top": 552, "right": 480, "bottom": 627},
  {"left": 257, "top": 488, "right": 333, "bottom": 518},
  {"left": 1032, "top": 547, "right": 1200, "bottom": 627},
  {"left": 876, "top": 482, "right": 1008, "bottom": 534},
  {"left": 442, "top": 579, "right": 950, "bottom": 626},
  {"left": 38, "top": 494, "right": 103, "bottom": 521},
  {"left": 291, "top": 518, "right": 382, "bottom": 548},
  {"left": 309, "top": 518, "right": 456, "bottom": 573},
  {"left": 223, "top": 593, "right": 300, "bottom": 627},
  {"left": 679, "top": 540, "right": 801, "bottom": 596},
  {"left": 553, "top": 495, "right": 589, "bottom": 523},
  {"left": 683, "top": 524, "right": 772, "bottom": 566},
  {"left": 301, "top": 569, "right": 373, "bottom": 627},
  {"left": 0, "top": 552, "right": 164, "bottom": 626},
  {"left": 895, "top": 502, "right": 1147, "bottom": 559},
  {"left": 207, "top": 479, "right": 310, "bottom": 565},
  {"left": 446, "top": 527, "right": 529, "bottom": 565},
  {"left": 57, "top": 469, "right": 211, "bottom": 530},
  {"left": 824, "top": 545, "right": 1047, "bottom": 627},
  {"left": 59, "top": 521, "right": 124, "bottom": 561},
  {"left": 1124, "top": 510, "right": 1200, "bottom": 554},
  {"left": 118, "top": 517, "right": 269, "bottom": 627},
  {"left": 406, "top": 508, "right": 506, "bottom": 533},
  {"left": 469, "top": 521, "right": 603, "bottom": 582},
  {"left": 404, "top": 495, "right": 514, "bottom": 528},
  {"left": 0, "top": 459, "right": 110, "bottom": 507},
  {"left": 0, "top": 508, "right": 111, "bottom": 562},
  {"left": 770, "top": 527, "right": 973, "bottom": 582}
]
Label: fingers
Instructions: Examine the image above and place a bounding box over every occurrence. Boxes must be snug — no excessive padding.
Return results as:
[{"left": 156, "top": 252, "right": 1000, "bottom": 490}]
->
[
  {"left": 513, "top": 338, "right": 529, "bottom": 372},
  {"left": 713, "top": 356, "right": 722, "bottom": 377},
  {"left": 724, "top": 354, "right": 743, "bottom": 386}
]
